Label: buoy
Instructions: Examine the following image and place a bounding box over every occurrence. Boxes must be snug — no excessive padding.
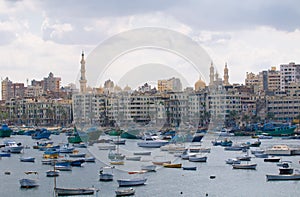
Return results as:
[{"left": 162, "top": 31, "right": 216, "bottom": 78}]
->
[{"left": 4, "top": 171, "right": 11, "bottom": 175}]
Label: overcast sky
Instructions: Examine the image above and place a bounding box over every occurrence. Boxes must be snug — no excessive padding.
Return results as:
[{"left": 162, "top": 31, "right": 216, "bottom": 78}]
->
[{"left": 1, "top": 0, "right": 300, "bottom": 92}]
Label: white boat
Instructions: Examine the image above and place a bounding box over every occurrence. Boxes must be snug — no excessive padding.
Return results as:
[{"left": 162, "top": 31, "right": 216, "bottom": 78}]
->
[
  {"left": 126, "top": 156, "right": 142, "bottom": 161},
  {"left": 141, "top": 165, "right": 156, "bottom": 172},
  {"left": 117, "top": 177, "right": 147, "bottom": 187},
  {"left": 226, "top": 158, "right": 241, "bottom": 164},
  {"left": 265, "top": 144, "right": 291, "bottom": 156},
  {"left": 137, "top": 137, "right": 169, "bottom": 148},
  {"left": 54, "top": 164, "right": 72, "bottom": 171},
  {"left": 19, "top": 171, "right": 39, "bottom": 188},
  {"left": 55, "top": 187, "right": 96, "bottom": 196},
  {"left": 99, "top": 166, "right": 114, "bottom": 182},
  {"left": 20, "top": 157, "right": 35, "bottom": 162},
  {"left": 257, "top": 135, "right": 273, "bottom": 139},
  {"left": 188, "top": 155, "right": 207, "bottom": 162},
  {"left": 115, "top": 188, "right": 135, "bottom": 196},
  {"left": 254, "top": 153, "right": 269, "bottom": 158},
  {"left": 72, "top": 142, "right": 87, "bottom": 148},
  {"left": 160, "top": 143, "right": 185, "bottom": 152},
  {"left": 232, "top": 163, "right": 257, "bottom": 170},
  {"left": 2, "top": 140, "right": 24, "bottom": 153},
  {"left": 46, "top": 170, "right": 59, "bottom": 177}
]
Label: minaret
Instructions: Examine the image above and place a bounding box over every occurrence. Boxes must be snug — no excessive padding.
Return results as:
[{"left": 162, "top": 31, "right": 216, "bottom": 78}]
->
[
  {"left": 223, "top": 62, "right": 230, "bottom": 86},
  {"left": 209, "top": 61, "right": 214, "bottom": 86},
  {"left": 79, "top": 51, "right": 87, "bottom": 93}
]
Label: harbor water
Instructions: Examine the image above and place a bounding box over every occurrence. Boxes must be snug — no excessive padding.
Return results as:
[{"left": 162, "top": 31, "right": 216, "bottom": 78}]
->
[{"left": 0, "top": 134, "right": 300, "bottom": 197}]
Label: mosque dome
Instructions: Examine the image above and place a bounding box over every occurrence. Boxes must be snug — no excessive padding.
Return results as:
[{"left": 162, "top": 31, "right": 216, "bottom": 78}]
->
[
  {"left": 195, "top": 77, "right": 206, "bottom": 90},
  {"left": 124, "top": 85, "right": 132, "bottom": 91}
]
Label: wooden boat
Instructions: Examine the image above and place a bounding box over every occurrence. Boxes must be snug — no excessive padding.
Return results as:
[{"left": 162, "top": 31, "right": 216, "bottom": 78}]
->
[
  {"left": 264, "top": 156, "right": 281, "bottom": 162},
  {"left": 69, "top": 153, "right": 86, "bottom": 158},
  {"left": 232, "top": 163, "right": 257, "bottom": 170},
  {"left": 115, "top": 187, "right": 135, "bottom": 196},
  {"left": 113, "top": 139, "right": 126, "bottom": 145},
  {"left": 117, "top": 177, "right": 147, "bottom": 187},
  {"left": 55, "top": 187, "right": 96, "bottom": 196},
  {"left": 225, "top": 158, "right": 241, "bottom": 164},
  {"left": 163, "top": 163, "right": 182, "bottom": 168},
  {"left": 182, "top": 166, "right": 197, "bottom": 171},
  {"left": 133, "top": 151, "right": 151, "bottom": 155},
  {"left": 141, "top": 165, "right": 156, "bottom": 172},
  {"left": 266, "top": 174, "right": 300, "bottom": 181},
  {"left": 126, "top": 156, "right": 141, "bottom": 161},
  {"left": 152, "top": 160, "right": 171, "bottom": 165},
  {"left": 110, "top": 160, "right": 124, "bottom": 165},
  {"left": 98, "top": 144, "right": 116, "bottom": 150},
  {"left": 128, "top": 170, "right": 147, "bottom": 174},
  {"left": 99, "top": 167, "right": 114, "bottom": 182},
  {"left": 20, "top": 157, "right": 35, "bottom": 162},
  {"left": 84, "top": 157, "right": 96, "bottom": 162},
  {"left": 19, "top": 171, "right": 39, "bottom": 188},
  {"left": 188, "top": 155, "right": 207, "bottom": 162},
  {"left": 46, "top": 170, "right": 59, "bottom": 177}
]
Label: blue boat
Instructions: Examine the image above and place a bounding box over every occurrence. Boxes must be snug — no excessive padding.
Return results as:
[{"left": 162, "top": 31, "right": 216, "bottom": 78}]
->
[
  {"left": 0, "top": 153, "right": 11, "bottom": 157},
  {"left": 32, "top": 128, "right": 51, "bottom": 140}
]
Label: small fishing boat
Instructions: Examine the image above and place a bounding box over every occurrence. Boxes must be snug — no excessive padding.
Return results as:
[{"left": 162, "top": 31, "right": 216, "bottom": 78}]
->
[
  {"left": 182, "top": 166, "right": 197, "bottom": 171},
  {"left": 69, "top": 152, "right": 86, "bottom": 158},
  {"left": 20, "top": 157, "right": 35, "bottom": 162},
  {"left": 19, "top": 171, "right": 39, "bottom": 188},
  {"left": 117, "top": 177, "right": 147, "bottom": 187},
  {"left": 141, "top": 165, "right": 156, "bottom": 172},
  {"left": 115, "top": 188, "right": 135, "bottom": 196},
  {"left": 84, "top": 157, "right": 96, "bottom": 162},
  {"left": 225, "top": 158, "right": 241, "bottom": 164},
  {"left": 133, "top": 151, "right": 151, "bottom": 156},
  {"left": 110, "top": 160, "right": 124, "bottom": 165},
  {"left": 152, "top": 160, "right": 171, "bottom": 165},
  {"left": 163, "top": 163, "right": 182, "bottom": 168},
  {"left": 264, "top": 156, "right": 281, "bottom": 162},
  {"left": 46, "top": 170, "right": 59, "bottom": 177},
  {"left": 126, "top": 156, "right": 141, "bottom": 161},
  {"left": 232, "top": 163, "right": 257, "bottom": 170},
  {"left": 55, "top": 187, "right": 96, "bottom": 196},
  {"left": 99, "top": 166, "right": 114, "bottom": 182},
  {"left": 188, "top": 155, "right": 207, "bottom": 162}
]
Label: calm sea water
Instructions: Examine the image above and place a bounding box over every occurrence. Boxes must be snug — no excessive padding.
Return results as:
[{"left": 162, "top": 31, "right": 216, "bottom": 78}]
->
[{"left": 0, "top": 134, "right": 300, "bottom": 197}]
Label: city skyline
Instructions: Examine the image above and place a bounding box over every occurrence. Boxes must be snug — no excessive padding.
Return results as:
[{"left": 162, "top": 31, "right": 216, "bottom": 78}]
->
[{"left": 1, "top": 1, "right": 300, "bottom": 93}]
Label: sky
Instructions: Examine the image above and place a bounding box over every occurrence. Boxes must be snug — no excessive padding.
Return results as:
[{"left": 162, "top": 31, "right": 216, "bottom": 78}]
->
[{"left": 1, "top": 0, "right": 300, "bottom": 93}]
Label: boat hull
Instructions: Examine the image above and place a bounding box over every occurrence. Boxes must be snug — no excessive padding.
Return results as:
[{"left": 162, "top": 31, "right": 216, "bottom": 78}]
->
[
  {"left": 55, "top": 187, "right": 95, "bottom": 196},
  {"left": 117, "top": 178, "right": 147, "bottom": 187},
  {"left": 19, "top": 179, "right": 39, "bottom": 188},
  {"left": 266, "top": 174, "right": 300, "bottom": 181}
]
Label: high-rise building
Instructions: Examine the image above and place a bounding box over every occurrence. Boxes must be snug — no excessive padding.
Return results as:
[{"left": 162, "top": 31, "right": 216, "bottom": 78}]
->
[
  {"left": 1, "top": 77, "right": 26, "bottom": 101},
  {"left": 280, "top": 62, "right": 300, "bottom": 91},
  {"left": 157, "top": 77, "right": 182, "bottom": 92},
  {"left": 43, "top": 72, "right": 61, "bottom": 93}
]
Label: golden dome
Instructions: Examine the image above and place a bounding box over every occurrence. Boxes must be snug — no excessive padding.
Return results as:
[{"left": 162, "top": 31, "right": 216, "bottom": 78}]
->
[
  {"left": 124, "top": 85, "right": 131, "bottom": 91},
  {"left": 114, "top": 85, "right": 122, "bottom": 92},
  {"left": 195, "top": 77, "right": 206, "bottom": 90}
]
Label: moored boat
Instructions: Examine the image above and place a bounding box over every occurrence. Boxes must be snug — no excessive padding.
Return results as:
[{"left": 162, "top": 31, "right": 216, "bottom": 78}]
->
[
  {"left": 137, "top": 137, "right": 169, "bottom": 148},
  {"left": 117, "top": 177, "right": 147, "bottom": 187},
  {"left": 163, "top": 163, "right": 182, "bottom": 168},
  {"left": 99, "top": 166, "right": 114, "bottom": 182},
  {"left": 257, "top": 122, "right": 296, "bottom": 136},
  {"left": 55, "top": 187, "right": 96, "bottom": 196},
  {"left": 265, "top": 144, "right": 291, "bottom": 156},
  {"left": 2, "top": 140, "right": 24, "bottom": 153},
  {"left": 232, "top": 163, "right": 257, "bottom": 170},
  {"left": 141, "top": 165, "right": 156, "bottom": 172},
  {"left": 188, "top": 155, "right": 207, "bottom": 162},
  {"left": 19, "top": 171, "right": 39, "bottom": 188},
  {"left": 182, "top": 166, "right": 197, "bottom": 171},
  {"left": 0, "top": 124, "right": 12, "bottom": 137},
  {"left": 20, "top": 157, "right": 35, "bottom": 162},
  {"left": 46, "top": 170, "right": 59, "bottom": 177},
  {"left": 264, "top": 156, "right": 281, "bottom": 162},
  {"left": 115, "top": 187, "right": 135, "bottom": 196}
]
